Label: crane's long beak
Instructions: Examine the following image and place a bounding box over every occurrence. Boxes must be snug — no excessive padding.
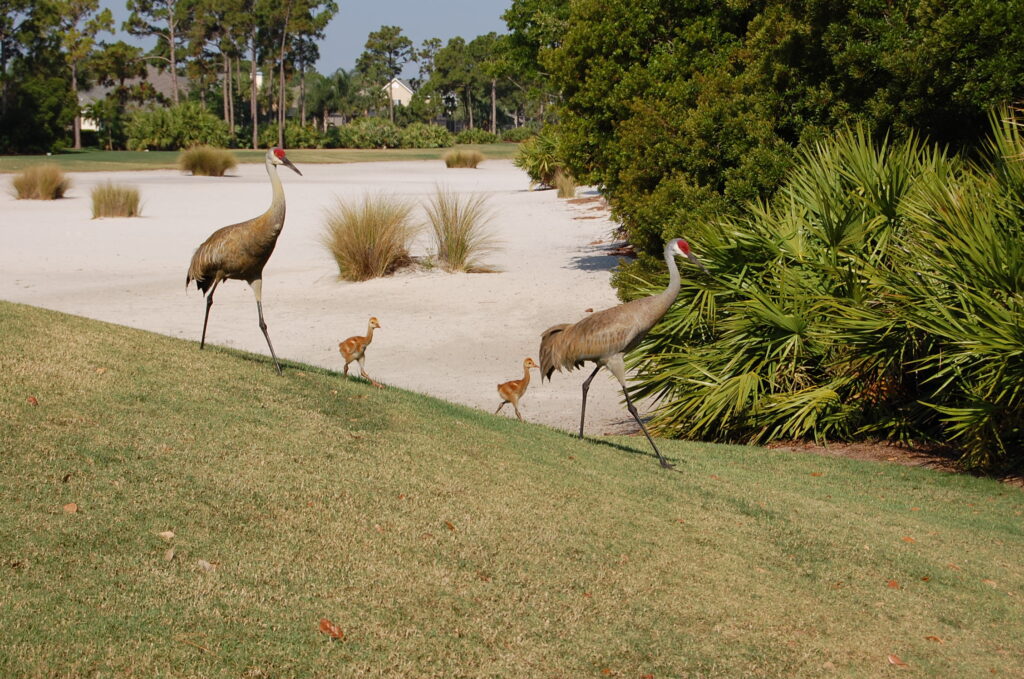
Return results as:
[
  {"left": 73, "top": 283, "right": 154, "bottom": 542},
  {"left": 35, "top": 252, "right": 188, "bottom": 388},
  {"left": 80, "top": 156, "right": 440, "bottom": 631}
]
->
[
  {"left": 283, "top": 157, "right": 302, "bottom": 176},
  {"left": 687, "top": 251, "right": 708, "bottom": 273}
]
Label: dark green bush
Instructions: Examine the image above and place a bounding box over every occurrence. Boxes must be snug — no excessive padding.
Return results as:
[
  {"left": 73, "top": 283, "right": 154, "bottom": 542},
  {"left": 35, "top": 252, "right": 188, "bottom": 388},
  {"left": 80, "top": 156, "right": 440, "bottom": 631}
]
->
[
  {"left": 455, "top": 128, "right": 499, "bottom": 144},
  {"left": 398, "top": 123, "right": 454, "bottom": 149},
  {"left": 258, "top": 121, "right": 325, "bottom": 149},
  {"left": 628, "top": 113, "right": 1024, "bottom": 470},
  {"left": 500, "top": 126, "right": 537, "bottom": 143},
  {"left": 330, "top": 118, "right": 402, "bottom": 149},
  {"left": 512, "top": 128, "right": 563, "bottom": 188},
  {"left": 125, "top": 102, "right": 230, "bottom": 151}
]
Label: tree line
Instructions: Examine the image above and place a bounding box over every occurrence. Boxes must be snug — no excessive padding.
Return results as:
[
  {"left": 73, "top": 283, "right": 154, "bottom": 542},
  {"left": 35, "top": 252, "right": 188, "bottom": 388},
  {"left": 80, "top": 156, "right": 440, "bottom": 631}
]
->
[{"left": 0, "top": 0, "right": 552, "bottom": 153}]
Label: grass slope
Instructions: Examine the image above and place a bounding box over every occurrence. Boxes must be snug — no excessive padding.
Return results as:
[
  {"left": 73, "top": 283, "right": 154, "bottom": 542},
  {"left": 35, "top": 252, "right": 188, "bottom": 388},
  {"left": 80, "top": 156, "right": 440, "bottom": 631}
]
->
[
  {"left": 1, "top": 300, "right": 1022, "bottom": 678},
  {"left": 0, "top": 145, "right": 520, "bottom": 174}
]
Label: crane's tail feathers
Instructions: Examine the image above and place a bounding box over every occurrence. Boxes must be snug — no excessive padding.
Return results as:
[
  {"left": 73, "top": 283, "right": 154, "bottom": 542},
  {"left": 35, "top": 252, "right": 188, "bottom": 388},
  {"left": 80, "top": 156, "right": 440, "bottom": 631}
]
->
[
  {"left": 539, "top": 323, "right": 571, "bottom": 381},
  {"left": 186, "top": 273, "right": 213, "bottom": 295}
]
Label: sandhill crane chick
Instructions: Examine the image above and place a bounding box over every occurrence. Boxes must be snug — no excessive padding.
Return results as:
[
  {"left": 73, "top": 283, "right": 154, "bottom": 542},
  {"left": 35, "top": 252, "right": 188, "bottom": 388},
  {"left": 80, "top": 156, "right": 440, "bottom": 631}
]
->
[
  {"left": 186, "top": 147, "right": 302, "bottom": 374},
  {"left": 339, "top": 317, "right": 382, "bottom": 388},
  {"left": 540, "top": 238, "right": 706, "bottom": 468},
  {"left": 495, "top": 357, "right": 539, "bottom": 421}
]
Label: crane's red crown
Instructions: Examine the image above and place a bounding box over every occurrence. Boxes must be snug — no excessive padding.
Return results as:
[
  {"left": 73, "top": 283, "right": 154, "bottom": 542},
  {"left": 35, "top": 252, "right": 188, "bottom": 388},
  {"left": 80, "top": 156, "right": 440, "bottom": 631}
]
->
[
  {"left": 272, "top": 148, "right": 287, "bottom": 159},
  {"left": 674, "top": 238, "right": 691, "bottom": 254}
]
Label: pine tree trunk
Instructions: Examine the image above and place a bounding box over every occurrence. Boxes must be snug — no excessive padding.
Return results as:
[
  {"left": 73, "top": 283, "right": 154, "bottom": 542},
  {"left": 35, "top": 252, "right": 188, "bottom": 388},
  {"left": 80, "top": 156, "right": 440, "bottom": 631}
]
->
[
  {"left": 250, "top": 39, "right": 258, "bottom": 149},
  {"left": 490, "top": 78, "right": 497, "bottom": 135},
  {"left": 71, "top": 62, "right": 81, "bottom": 150}
]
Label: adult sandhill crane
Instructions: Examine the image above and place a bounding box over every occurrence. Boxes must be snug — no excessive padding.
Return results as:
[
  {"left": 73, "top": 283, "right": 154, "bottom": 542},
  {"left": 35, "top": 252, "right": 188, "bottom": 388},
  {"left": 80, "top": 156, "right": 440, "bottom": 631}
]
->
[
  {"left": 339, "top": 316, "right": 382, "bottom": 388},
  {"left": 539, "top": 238, "right": 705, "bottom": 468},
  {"left": 186, "top": 147, "right": 301, "bottom": 375},
  {"left": 495, "top": 357, "right": 539, "bottom": 421}
]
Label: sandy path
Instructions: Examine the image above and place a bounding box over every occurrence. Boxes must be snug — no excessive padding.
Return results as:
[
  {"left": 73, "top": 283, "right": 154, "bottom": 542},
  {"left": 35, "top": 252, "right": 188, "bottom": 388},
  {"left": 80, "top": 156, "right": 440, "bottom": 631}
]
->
[{"left": 1, "top": 159, "right": 651, "bottom": 435}]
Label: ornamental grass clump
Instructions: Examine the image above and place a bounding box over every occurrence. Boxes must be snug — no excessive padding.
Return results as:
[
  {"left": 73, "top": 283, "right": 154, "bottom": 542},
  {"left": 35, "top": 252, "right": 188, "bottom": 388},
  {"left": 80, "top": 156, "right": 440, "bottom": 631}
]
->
[
  {"left": 553, "top": 169, "right": 577, "bottom": 198},
  {"left": 321, "top": 194, "right": 417, "bottom": 281},
  {"left": 443, "top": 149, "right": 485, "bottom": 168},
  {"left": 178, "top": 145, "right": 237, "bottom": 177},
  {"left": 424, "top": 187, "right": 499, "bottom": 273},
  {"left": 11, "top": 164, "right": 70, "bottom": 200},
  {"left": 91, "top": 182, "right": 141, "bottom": 218}
]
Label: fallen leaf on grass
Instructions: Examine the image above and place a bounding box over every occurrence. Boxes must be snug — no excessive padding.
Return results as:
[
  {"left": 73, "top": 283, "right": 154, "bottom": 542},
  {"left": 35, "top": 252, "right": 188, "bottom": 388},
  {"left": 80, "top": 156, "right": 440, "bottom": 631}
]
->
[
  {"left": 63, "top": 503, "right": 78, "bottom": 513},
  {"left": 810, "top": 472, "right": 823, "bottom": 477},
  {"left": 319, "top": 618, "right": 344, "bottom": 640},
  {"left": 924, "top": 635, "right": 944, "bottom": 643},
  {"left": 157, "top": 530, "right": 175, "bottom": 541},
  {"left": 444, "top": 521, "right": 456, "bottom": 532},
  {"left": 27, "top": 396, "right": 39, "bottom": 406},
  {"left": 164, "top": 548, "right": 176, "bottom": 562},
  {"left": 982, "top": 579, "right": 999, "bottom": 588},
  {"left": 887, "top": 654, "right": 909, "bottom": 667},
  {"left": 197, "top": 559, "right": 217, "bottom": 573},
  {"left": 901, "top": 536, "right": 916, "bottom": 543},
  {"left": 887, "top": 580, "right": 900, "bottom": 589},
  {"left": 95, "top": 367, "right": 107, "bottom": 375}
]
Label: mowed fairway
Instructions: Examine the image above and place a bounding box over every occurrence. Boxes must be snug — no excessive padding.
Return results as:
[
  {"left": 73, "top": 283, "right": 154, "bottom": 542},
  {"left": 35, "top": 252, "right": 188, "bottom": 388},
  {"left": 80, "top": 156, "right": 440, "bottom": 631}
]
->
[{"left": 1, "top": 300, "right": 1022, "bottom": 678}]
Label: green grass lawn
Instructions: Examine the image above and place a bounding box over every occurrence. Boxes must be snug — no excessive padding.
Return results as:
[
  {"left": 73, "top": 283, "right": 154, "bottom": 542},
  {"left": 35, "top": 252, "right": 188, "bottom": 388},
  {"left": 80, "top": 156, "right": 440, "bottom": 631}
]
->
[
  {"left": 0, "top": 145, "right": 520, "bottom": 173},
  {"left": 1, "top": 300, "right": 1021, "bottom": 678}
]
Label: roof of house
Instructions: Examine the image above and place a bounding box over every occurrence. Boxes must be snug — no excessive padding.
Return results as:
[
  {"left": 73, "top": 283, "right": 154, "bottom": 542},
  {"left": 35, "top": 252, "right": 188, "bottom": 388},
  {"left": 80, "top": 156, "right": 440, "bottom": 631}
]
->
[{"left": 79, "top": 64, "right": 187, "bottom": 105}]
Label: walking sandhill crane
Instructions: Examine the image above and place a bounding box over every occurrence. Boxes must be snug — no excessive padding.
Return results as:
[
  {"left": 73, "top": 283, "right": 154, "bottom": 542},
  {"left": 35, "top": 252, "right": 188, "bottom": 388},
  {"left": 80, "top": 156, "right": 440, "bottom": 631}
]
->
[
  {"left": 186, "top": 147, "right": 301, "bottom": 375},
  {"left": 495, "top": 357, "right": 539, "bottom": 421},
  {"left": 539, "top": 238, "right": 705, "bottom": 468},
  {"left": 339, "top": 316, "right": 382, "bottom": 388}
]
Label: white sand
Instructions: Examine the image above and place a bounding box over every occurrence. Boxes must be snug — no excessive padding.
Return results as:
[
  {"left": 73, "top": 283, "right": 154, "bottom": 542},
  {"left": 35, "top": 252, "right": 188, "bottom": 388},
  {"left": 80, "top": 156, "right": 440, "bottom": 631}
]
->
[{"left": 0, "top": 158, "right": 652, "bottom": 435}]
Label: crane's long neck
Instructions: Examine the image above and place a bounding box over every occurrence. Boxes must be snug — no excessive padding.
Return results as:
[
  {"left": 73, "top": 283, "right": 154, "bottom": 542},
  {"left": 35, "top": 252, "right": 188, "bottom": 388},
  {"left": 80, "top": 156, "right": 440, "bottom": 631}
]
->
[
  {"left": 521, "top": 364, "right": 533, "bottom": 387},
  {"left": 652, "top": 240, "right": 683, "bottom": 310},
  {"left": 265, "top": 155, "right": 286, "bottom": 235}
]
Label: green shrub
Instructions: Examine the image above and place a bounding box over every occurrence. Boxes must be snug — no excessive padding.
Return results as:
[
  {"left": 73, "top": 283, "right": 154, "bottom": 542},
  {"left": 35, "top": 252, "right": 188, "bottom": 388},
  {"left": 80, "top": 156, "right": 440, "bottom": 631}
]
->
[
  {"left": 500, "top": 126, "right": 537, "bottom": 143},
  {"left": 126, "top": 102, "right": 230, "bottom": 151},
  {"left": 443, "top": 149, "right": 485, "bottom": 168},
  {"left": 399, "top": 122, "right": 454, "bottom": 149},
  {"left": 258, "top": 121, "right": 325, "bottom": 149},
  {"left": 627, "top": 113, "right": 1024, "bottom": 470},
  {"left": 330, "top": 118, "right": 402, "bottom": 149},
  {"left": 513, "top": 129, "right": 562, "bottom": 188},
  {"left": 553, "top": 169, "right": 577, "bottom": 198},
  {"left": 455, "top": 128, "right": 499, "bottom": 144},
  {"left": 178, "top": 146, "right": 238, "bottom": 177},
  {"left": 91, "top": 182, "right": 141, "bottom": 218},
  {"left": 321, "top": 194, "right": 418, "bottom": 281},
  {"left": 424, "top": 187, "right": 499, "bottom": 273},
  {"left": 11, "top": 164, "right": 70, "bottom": 200}
]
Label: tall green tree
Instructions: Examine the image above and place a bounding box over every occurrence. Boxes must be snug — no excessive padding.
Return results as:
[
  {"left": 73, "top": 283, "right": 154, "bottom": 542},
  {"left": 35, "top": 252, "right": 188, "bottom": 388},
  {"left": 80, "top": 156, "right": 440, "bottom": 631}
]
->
[
  {"left": 124, "top": 0, "right": 193, "bottom": 104},
  {"left": 430, "top": 37, "right": 475, "bottom": 128},
  {"left": 357, "top": 25, "right": 414, "bottom": 123},
  {"left": 260, "top": 0, "right": 336, "bottom": 147},
  {"left": 56, "top": 0, "right": 113, "bottom": 149},
  {"left": 87, "top": 40, "right": 149, "bottom": 148}
]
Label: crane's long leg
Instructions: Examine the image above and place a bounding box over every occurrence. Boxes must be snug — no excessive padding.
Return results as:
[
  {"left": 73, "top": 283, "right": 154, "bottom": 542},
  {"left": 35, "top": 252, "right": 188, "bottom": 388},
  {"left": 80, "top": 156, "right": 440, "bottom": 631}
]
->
[
  {"left": 579, "top": 364, "right": 602, "bottom": 438},
  {"left": 250, "top": 279, "right": 282, "bottom": 375},
  {"left": 199, "top": 278, "right": 221, "bottom": 350},
  {"left": 606, "top": 356, "right": 673, "bottom": 469}
]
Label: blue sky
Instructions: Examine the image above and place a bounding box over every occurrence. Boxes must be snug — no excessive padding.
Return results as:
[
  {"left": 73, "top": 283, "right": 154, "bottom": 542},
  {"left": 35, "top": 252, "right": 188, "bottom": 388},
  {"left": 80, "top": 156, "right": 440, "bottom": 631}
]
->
[{"left": 98, "top": 0, "right": 512, "bottom": 77}]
